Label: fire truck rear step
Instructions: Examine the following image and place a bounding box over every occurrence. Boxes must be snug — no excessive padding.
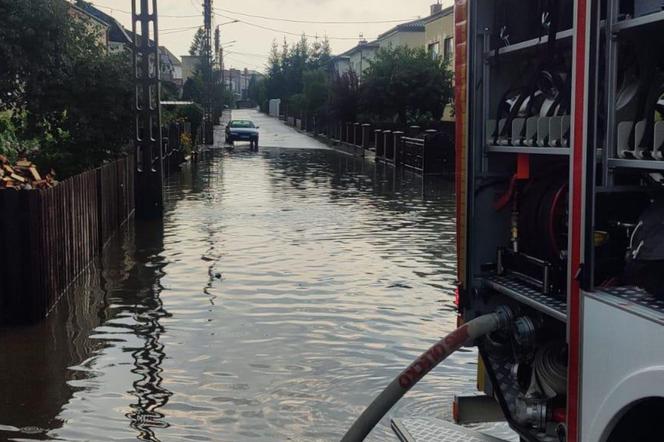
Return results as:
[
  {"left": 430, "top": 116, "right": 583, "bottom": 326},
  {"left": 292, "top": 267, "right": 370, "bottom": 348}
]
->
[{"left": 391, "top": 417, "right": 508, "bottom": 442}]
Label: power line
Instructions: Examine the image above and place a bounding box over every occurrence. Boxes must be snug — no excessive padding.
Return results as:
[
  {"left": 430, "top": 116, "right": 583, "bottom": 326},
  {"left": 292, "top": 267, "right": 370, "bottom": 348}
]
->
[
  {"left": 225, "top": 50, "right": 268, "bottom": 59},
  {"left": 90, "top": 2, "right": 201, "bottom": 18},
  {"left": 215, "top": 13, "right": 363, "bottom": 41},
  {"left": 161, "top": 25, "right": 202, "bottom": 35},
  {"left": 215, "top": 7, "right": 415, "bottom": 25},
  {"left": 225, "top": 53, "right": 266, "bottom": 66}
]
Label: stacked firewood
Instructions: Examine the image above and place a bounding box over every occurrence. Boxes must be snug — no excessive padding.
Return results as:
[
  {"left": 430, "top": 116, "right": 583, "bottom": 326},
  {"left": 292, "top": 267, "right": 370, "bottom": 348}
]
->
[{"left": 0, "top": 155, "right": 58, "bottom": 190}]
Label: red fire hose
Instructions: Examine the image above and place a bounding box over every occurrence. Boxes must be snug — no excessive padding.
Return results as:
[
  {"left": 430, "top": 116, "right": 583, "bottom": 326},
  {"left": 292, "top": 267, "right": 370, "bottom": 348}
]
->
[{"left": 341, "top": 307, "right": 513, "bottom": 442}]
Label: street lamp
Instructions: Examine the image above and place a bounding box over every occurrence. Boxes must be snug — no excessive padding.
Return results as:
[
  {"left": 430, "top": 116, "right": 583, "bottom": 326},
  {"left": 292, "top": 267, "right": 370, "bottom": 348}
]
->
[{"left": 217, "top": 20, "right": 239, "bottom": 28}]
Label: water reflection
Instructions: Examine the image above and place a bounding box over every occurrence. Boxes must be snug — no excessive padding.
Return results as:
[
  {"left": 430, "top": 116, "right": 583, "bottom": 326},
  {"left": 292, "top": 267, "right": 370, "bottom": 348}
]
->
[
  {"left": 126, "top": 220, "right": 172, "bottom": 441},
  {"left": 0, "top": 147, "right": 502, "bottom": 441}
]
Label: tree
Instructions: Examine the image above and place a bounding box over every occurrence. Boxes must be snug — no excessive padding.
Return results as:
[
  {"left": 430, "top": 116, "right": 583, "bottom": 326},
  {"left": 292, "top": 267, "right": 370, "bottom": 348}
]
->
[
  {"left": 189, "top": 28, "right": 206, "bottom": 56},
  {"left": 32, "top": 51, "right": 134, "bottom": 176},
  {"left": 360, "top": 46, "right": 453, "bottom": 126},
  {"left": 329, "top": 71, "right": 360, "bottom": 123},
  {"left": 303, "top": 70, "right": 327, "bottom": 116},
  {"left": 308, "top": 38, "right": 332, "bottom": 71},
  {"left": 0, "top": 0, "right": 135, "bottom": 176},
  {"left": 182, "top": 76, "right": 205, "bottom": 104}
]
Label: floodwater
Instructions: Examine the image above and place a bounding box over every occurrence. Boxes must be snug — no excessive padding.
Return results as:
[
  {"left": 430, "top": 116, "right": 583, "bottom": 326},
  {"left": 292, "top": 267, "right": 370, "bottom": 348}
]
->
[{"left": 0, "top": 114, "right": 509, "bottom": 441}]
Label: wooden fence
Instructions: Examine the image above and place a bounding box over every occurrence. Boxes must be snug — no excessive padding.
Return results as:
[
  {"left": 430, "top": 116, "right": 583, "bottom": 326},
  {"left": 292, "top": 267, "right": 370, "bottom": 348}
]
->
[{"left": 0, "top": 156, "right": 135, "bottom": 325}]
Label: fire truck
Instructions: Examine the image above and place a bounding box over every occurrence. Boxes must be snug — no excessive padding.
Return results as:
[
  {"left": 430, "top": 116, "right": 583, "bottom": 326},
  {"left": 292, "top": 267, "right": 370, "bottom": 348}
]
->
[{"left": 343, "top": 0, "right": 664, "bottom": 441}]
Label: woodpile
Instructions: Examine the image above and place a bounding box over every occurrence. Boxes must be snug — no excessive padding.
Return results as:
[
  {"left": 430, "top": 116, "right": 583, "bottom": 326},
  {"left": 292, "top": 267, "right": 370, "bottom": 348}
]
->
[{"left": 0, "top": 155, "right": 58, "bottom": 190}]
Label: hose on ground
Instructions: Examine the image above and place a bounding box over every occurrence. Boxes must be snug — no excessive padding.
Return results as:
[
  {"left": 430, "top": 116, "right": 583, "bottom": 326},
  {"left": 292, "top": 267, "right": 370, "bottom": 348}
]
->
[{"left": 341, "top": 307, "right": 513, "bottom": 442}]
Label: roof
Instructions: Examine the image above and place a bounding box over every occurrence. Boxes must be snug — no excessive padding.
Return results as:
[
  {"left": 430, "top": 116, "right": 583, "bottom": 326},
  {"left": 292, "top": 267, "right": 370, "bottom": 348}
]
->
[
  {"left": 159, "top": 46, "right": 182, "bottom": 66},
  {"left": 68, "top": 2, "right": 110, "bottom": 29},
  {"left": 378, "top": 17, "right": 426, "bottom": 39},
  {"left": 77, "top": 3, "right": 132, "bottom": 44},
  {"left": 423, "top": 5, "right": 454, "bottom": 24},
  {"left": 337, "top": 40, "right": 380, "bottom": 58}
]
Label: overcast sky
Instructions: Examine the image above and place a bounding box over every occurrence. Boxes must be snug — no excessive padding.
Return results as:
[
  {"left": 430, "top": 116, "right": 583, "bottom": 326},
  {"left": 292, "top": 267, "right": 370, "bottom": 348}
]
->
[{"left": 91, "top": 0, "right": 451, "bottom": 72}]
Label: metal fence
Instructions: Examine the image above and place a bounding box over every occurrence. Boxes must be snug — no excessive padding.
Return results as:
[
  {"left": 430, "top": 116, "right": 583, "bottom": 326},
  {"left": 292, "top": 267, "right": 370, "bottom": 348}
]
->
[{"left": 0, "top": 156, "right": 135, "bottom": 325}]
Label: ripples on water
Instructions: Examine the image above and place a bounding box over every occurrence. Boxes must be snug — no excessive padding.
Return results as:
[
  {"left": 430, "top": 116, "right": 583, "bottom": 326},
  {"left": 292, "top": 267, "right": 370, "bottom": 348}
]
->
[{"left": 0, "top": 148, "right": 513, "bottom": 441}]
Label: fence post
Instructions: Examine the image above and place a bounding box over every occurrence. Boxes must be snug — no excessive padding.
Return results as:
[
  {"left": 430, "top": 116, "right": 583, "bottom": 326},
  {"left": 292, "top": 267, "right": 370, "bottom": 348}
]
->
[
  {"left": 361, "top": 124, "right": 371, "bottom": 151},
  {"left": 408, "top": 125, "right": 421, "bottom": 137},
  {"left": 374, "top": 129, "right": 384, "bottom": 158},
  {"left": 383, "top": 130, "right": 393, "bottom": 162},
  {"left": 393, "top": 131, "right": 405, "bottom": 167}
]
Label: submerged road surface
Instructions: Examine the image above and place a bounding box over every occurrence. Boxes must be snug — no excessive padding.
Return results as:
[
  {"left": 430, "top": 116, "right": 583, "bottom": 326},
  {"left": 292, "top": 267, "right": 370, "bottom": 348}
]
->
[{"left": 0, "top": 110, "right": 510, "bottom": 441}]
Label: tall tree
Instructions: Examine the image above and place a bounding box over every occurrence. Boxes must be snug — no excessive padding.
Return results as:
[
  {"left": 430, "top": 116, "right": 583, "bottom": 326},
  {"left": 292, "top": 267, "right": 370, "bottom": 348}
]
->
[
  {"left": 360, "top": 46, "right": 453, "bottom": 126},
  {"left": 0, "top": 0, "right": 135, "bottom": 176},
  {"left": 189, "top": 28, "right": 206, "bottom": 56},
  {"left": 329, "top": 71, "right": 360, "bottom": 123}
]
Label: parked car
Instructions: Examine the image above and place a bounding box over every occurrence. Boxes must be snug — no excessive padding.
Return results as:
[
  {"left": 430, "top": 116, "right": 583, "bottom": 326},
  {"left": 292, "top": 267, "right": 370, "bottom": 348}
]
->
[{"left": 225, "top": 120, "right": 259, "bottom": 150}]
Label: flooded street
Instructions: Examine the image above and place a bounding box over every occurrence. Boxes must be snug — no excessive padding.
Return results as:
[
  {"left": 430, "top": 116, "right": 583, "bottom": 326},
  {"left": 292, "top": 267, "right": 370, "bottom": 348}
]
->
[{"left": 0, "top": 111, "right": 492, "bottom": 441}]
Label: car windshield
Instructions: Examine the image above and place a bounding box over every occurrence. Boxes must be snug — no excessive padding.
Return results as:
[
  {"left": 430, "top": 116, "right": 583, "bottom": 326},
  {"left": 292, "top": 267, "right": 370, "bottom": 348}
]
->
[{"left": 230, "top": 120, "right": 255, "bottom": 128}]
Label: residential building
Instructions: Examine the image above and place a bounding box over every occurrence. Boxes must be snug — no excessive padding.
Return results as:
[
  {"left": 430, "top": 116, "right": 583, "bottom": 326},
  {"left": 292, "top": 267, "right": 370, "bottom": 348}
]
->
[
  {"left": 423, "top": 2, "right": 455, "bottom": 120},
  {"left": 224, "top": 68, "right": 264, "bottom": 100},
  {"left": 330, "top": 55, "right": 351, "bottom": 77},
  {"left": 159, "top": 46, "right": 183, "bottom": 87},
  {"left": 181, "top": 56, "right": 202, "bottom": 82},
  {"left": 331, "top": 40, "right": 379, "bottom": 81},
  {"left": 376, "top": 17, "right": 426, "bottom": 50},
  {"left": 424, "top": 2, "right": 455, "bottom": 63},
  {"left": 66, "top": 1, "right": 109, "bottom": 49},
  {"left": 76, "top": 2, "right": 132, "bottom": 53}
]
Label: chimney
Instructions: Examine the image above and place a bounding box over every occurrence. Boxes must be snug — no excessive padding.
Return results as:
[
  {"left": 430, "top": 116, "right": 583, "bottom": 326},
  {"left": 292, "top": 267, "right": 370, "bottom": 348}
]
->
[{"left": 430, "top": 1, "right": 442, "bottom": 15}]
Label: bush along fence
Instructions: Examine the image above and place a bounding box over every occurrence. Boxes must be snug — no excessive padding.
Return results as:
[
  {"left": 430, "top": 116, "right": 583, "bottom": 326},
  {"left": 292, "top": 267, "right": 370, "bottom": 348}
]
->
[
  {"left": 278, "top": 111, "right": 455, "bottom": 177},
  {"left": 0, "top": 122, "right": 190, "bottom": 326}
]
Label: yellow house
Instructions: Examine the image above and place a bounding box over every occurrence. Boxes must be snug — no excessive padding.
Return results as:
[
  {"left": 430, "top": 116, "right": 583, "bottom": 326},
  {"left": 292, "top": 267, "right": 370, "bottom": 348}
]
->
[
  {"left": 424, "top": 3, "right": 455, "bottom": 63},
  {"left": 423, "top": 3, "right": 455, "bottom": 120}
]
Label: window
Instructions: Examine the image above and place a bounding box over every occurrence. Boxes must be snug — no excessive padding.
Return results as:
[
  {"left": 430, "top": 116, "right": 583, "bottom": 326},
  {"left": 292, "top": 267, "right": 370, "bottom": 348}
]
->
[
  {"left": 230, "top": 120, "right": 255, "bottom": 128},
  {"left": 444, "top": 36, "right": 454, "bottom": 61},
  {"left": 428, "top": 42, "right": 440, "bottom": 60}
]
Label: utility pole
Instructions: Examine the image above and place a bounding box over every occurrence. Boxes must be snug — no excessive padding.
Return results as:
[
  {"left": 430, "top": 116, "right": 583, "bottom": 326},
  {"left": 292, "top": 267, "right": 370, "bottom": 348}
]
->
[
  {"left": 220, "top": 47, "right": 225, "bottom": 88},
  {"left": 214, "top": 26, "right": 220, "bottom": 69},
  {"left": 215, "top": 26, "right": 224, "bottom": 110},
  {"left": 132, "top": 0, "right": 164, "bottom": 218},
  {"left": 202, "top": 0, "right": 214, "bottom": 144}
]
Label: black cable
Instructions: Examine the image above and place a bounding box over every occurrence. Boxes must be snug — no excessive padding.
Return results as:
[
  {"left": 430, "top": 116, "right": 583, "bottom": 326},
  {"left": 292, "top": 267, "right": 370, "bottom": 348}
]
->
[
  {"left": 214, "top": 13, "right": 361, "bottom": 41},
  {"left": 215, "top": 7, "right": 416, "bottom": 25}
]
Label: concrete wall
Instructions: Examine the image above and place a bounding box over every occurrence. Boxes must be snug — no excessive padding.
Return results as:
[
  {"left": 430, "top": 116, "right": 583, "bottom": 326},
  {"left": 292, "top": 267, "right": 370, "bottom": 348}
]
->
[{"left": 269, "top": 99, "right": 281, "bottom": 117}]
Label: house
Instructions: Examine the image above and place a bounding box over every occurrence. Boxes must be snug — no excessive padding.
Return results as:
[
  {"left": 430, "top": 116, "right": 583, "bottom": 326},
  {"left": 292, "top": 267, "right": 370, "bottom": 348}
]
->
[
  {"left": 72, "top": 2, "right": 132, "bottom": 53},
  {"left": 181, "top": 56, "right": 202, "bottom": 82},
  {"left": 376, "top": 17, "right": 426, "bottom": 50},
  {"left": 159, "top": 46, "right": 183, "bottom": 87},
  {"left": 423, "top": 2, "right": 455, "bottom": 63},
  {"left": 66, "top": 1, "right": 109, "bottom": 49},
  {"left": 224, "top": 68, "right": 264, "bottom": 100},
  {"left": 331, "top": 40, "right": 380, "bottom": 81}
]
